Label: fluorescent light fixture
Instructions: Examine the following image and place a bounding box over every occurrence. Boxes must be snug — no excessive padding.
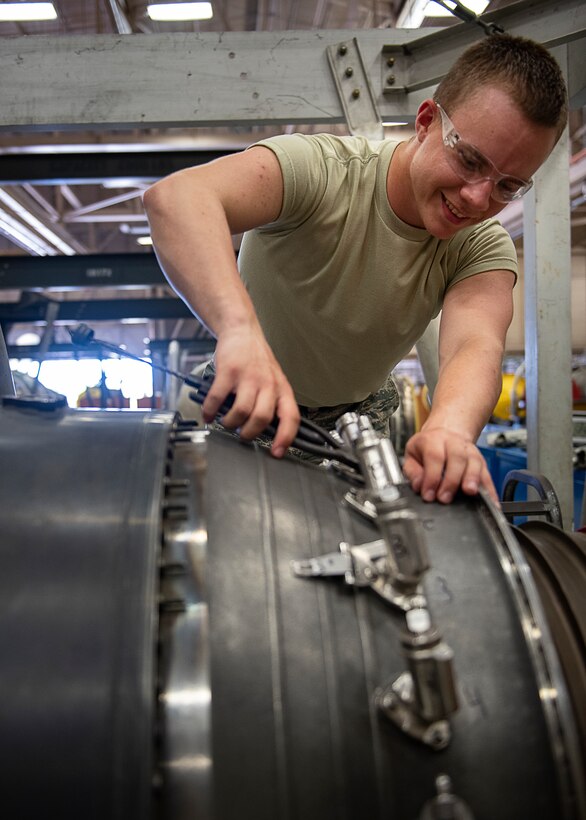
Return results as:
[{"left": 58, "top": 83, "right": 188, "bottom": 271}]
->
[
  {"left": 425, "top": 0, "right": 489, "bottom": 16},
  {"left": 0, "top": 2, "right": 57, "bottom": 21},
  {"left": 0, "top": 209, "right": 55, "bottom": 255},
  {"left": 382, "top": 122, "right": 409, "bottom": 127},
  {"left": 15, "top": 332, "right": 42, "bottom": 346},
  {"left": 147, "top": 2, "right": 213, "bottom": 22},
  {"left": 0, "top": 188, "right": 76, "bottom": 255},
  {"left": 137, "top": 236, "right": 153, "bottom": 246},
  {"left": 397, "top": 0, "right": 489, "bottom": 28}
]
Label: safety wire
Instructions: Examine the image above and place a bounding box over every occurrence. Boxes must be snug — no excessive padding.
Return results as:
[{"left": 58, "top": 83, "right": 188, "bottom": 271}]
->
[{"left": 68, "top": 323, "right": 361, "bottom": 473}]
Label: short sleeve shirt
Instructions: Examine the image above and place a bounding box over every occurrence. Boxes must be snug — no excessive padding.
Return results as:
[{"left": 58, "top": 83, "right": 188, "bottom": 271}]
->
[{"left": 238, "top": 133, "right": 518, "bottom": 407}]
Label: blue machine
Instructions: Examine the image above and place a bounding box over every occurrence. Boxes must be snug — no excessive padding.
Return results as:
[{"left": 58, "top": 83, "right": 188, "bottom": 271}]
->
[{"left": 478, "top": 427, "right": 585, "bottom": 530}]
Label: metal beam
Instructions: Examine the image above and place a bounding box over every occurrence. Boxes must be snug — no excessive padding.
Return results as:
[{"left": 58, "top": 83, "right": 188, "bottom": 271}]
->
[
  {"left": 1, "top": 1, "right": 583, "bottom": 131},
  {"left": 6, "top": 339, "right": 216, "bottom": 359},
  {"left": 0, "top": 186, "right": 87, "bottom": 254},
  {"left": 523, "top": 97, "right": 574, "bottom": 527},
  {"left": 568, "top": 38, "right": 586, "bottom": 108},
  {"left": 0, "top": 253, "right": 167, "bottom": 290},
  {"left": 0, "top": 150, "right": 234, "bottom": 185},
  {"left": 0, "top": 297, "right": 191, "bottom": 323},
  {"left": 105, "top": 0, "right": 133, "bottom": 35},
  {"left": 0, "top": 29, "right": 408, "bottom": 130},
  {"left": 381, "top": 0, "right": 586, "bottom": 118}
]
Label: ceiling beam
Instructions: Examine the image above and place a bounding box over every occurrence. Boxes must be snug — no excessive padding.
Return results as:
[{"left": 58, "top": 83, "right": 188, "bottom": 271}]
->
[
  {"left": 1, "top": 0, "right": 583, "bottom": 131},
  {"left": 105, "top": 0, "right": 133, "bottom": 35},
  {"left": 381, "top": 0, "right": 586, "bottom": 116},
  {"left": 0, "top": 296, "right": 192, "bottom": 323},
  {"left": 0, "top": 252, "right": 167, "bottom": 290},
  {"left": 0, "top": 150, "right": 234, "bottom": 185},
  {"left": 0, "top": 186, "right": 87, "bottom": 254},
  {"left": 6, "top": 339, "right": 216, "bottom": 359}
]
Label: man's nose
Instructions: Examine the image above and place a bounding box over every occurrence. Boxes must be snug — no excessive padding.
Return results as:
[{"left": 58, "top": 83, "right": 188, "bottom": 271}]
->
[{"left": 459, "top": 178, "right": 494, "bottom": 210}]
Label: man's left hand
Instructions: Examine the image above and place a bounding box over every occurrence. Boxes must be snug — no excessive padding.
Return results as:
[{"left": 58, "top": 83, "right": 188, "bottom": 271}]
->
[{"left": 403, "top": 427, "right": 498, "bottom": 505}]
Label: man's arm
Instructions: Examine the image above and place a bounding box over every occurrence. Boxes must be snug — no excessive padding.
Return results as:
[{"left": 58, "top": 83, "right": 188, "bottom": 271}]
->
[
  {"left": 402, "top": 269, "right": 515, "bottom": 504},
  {"left": 143, "top": 146, "right": 300, "bottom": 456}
]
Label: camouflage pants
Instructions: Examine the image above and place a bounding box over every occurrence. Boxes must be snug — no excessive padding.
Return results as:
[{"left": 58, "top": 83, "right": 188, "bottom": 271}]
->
[
  {"left": 190, "top": 360, "right": 399, "bottom": 462},
  {"left": 298, "top": 372, "right": 399, "bottom": 439}
]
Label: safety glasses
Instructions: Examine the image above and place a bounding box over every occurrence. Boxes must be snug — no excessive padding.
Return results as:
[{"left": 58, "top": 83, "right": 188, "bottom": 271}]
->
[{"left": 436, "top": 102, "right": 533, "bottom": 203}]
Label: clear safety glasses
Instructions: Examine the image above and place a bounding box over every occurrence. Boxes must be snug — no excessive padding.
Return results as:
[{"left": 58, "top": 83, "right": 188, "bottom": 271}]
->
[{"left": 436, "top": 103, "right": 533, "bottom": 203}]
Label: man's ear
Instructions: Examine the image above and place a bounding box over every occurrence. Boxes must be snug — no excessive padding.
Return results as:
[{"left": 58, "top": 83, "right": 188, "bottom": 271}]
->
[{"left": 415, "top": 99, "right": 437, "bottom": 143}]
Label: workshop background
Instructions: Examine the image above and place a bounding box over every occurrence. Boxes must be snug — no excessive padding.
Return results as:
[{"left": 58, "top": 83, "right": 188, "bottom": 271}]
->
[
  {"left": 0, "top": 0, "right": 585, "bottom": 529},
  {"left": 1, "top": 4, "right": 586, "bottom": 820}
]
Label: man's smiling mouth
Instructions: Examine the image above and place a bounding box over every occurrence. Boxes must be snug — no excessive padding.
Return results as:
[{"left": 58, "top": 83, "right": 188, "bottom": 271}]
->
[{"left": 442, "top": 194, "right": 467, "bottom": 220}]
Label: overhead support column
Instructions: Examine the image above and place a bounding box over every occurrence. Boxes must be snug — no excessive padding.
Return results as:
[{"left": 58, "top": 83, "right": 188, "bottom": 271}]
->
[
  {"left": 415, "top": 316, "right": 440, "bottom": 402},
  {"left": 0, "top": 325, "right": 15, "bottom": 397},
  {"left": 523, "top": 57, "right": 573, "bottom": 527}
]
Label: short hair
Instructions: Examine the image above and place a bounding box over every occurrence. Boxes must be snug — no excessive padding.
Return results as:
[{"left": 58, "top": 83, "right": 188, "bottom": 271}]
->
[{"left": 434, "top": 34, "right": 568, "bottom": 140}]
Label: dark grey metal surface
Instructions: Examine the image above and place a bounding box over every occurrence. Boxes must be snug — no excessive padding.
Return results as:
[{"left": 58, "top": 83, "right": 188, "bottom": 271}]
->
[
  {"left": 0, "top": 150, "right": 233, "bottom": 186},
  {"left": 0, "top": 296, "right": 191, "bottom": 324},
  {"left": 0, "top": 410, "right": 580, "bottom": 819},
  {"left": 0, "top": 323, "right": 15, "bottom": 396},
  {"left": 156, "top": 426, "right": 213, "bottom": 820},
  {"left": 6, "top": 340, "right": 215, "bottom": 361},
  {"left": 0, "top": 253, "right": 167, "bottom": 290},
  {"left": 514, "top": 521, "right": 586, "bottom": 783},
  {"left": 0, "top": 402, "right": 174, "bottom": 820},
  {"left": 204, "top": 432, "right": 570, "bottom": 820}
]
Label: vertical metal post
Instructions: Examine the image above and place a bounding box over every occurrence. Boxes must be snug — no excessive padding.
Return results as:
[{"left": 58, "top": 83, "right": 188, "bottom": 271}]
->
[
  {"left": 30, "top": 300, "right": 59, "bottom": 395},
  {"left": 523, "top": 117, "right": 574, "bottom": 528},
  {"left": 0, "top": 325, "right": 16, "bottom": 397},
  {"left": 165, "top": 340, "right": 181, "bottom": 410},
  {"left": 415, "top": 315, "right": 440, "bottom": 402}
]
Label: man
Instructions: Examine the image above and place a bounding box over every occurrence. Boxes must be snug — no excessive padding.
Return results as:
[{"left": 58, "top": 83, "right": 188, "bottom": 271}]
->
[{"left": 143, "top": 34, "right": 567, "bottom": 505}]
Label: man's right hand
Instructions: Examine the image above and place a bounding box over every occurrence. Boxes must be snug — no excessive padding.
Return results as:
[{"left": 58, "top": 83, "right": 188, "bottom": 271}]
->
[
  {"left": 143, "top": 146, "right": 298, "bottom": 455},
  {"left": 201, "top": 323, "right": 300, "bottom": 457}
]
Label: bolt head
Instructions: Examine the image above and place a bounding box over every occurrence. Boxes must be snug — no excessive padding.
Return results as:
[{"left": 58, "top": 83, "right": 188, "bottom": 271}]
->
[{"left": 382, "top": 692, "right": 396, "bottom": 710}]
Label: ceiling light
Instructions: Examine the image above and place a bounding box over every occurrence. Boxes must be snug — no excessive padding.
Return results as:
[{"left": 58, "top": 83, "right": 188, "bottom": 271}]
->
[
  {"left": 137, "top": 236, "right": 153, "bottom": 246},
  {"left": 14, "top": 332, "right": 42, "bottom": 346},
  {"left": 0, "top": 188, "right": 76, "bottom": 255},
  {"left": 396, "top": 0, "right": 489, "bottom": 28},
  {"left": 147, "top": 2, "right": 213, "bottom": 22},
  {"left": 424, "top": 0, "right": 489, "bottom": 17},
  {"left": 0, "top": 209, "right": 55, "bottom": 255},
  {"left": 0, "top": 2, "right": 57, "bottom": 21}
]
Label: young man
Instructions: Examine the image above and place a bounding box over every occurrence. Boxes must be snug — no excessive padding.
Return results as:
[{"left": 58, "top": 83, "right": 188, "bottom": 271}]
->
[{"left": 143, "top": 34, "right": 567, "bottom": 505}]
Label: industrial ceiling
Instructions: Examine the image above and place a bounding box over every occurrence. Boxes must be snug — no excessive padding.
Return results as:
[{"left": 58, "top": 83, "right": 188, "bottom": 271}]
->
[
  {"left": 0, "top": 0, "right": 584, "bottom": 352},
  {"left": 1, "top": 0, "right": 407, "bottom": 257},
  {"left": 0, "top": 0, "right": 584, "bottom": 257}
]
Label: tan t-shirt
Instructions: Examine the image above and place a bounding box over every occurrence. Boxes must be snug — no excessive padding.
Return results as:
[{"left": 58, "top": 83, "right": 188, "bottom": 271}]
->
[{"left": 238, "top": 133, "right": 517, "bottom": 407}]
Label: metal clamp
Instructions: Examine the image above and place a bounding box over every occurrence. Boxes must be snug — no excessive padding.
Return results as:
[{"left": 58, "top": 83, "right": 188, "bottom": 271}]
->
[
  {"left": 418, "top": 774, "right": 476, "bottom": 819},
  {"left": 292, "top": 414, "right": 458, "bottom": 749},
  {"left": 375, "top": 610, "right": 458, "bottom": 750},
  {"left": 337, "top": 413, "right": 430, "bottom": 593},
  {"left": 291, "top": 538, "right": 426, "bottom": 612}
]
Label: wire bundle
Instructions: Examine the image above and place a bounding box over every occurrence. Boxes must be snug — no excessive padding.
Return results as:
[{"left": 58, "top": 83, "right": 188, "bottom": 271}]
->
[{"left": 69, "top": 324, "right": 360, "bottom": 471}]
